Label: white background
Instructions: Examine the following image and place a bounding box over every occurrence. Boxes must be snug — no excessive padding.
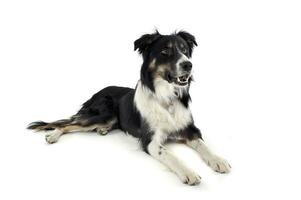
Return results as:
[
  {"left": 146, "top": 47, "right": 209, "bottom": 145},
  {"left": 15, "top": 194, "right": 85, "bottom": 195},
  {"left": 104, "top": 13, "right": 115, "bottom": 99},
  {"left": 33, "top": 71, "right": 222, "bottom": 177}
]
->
[{"left": 0, "top": 0, "right": 301, "bottom": 199}]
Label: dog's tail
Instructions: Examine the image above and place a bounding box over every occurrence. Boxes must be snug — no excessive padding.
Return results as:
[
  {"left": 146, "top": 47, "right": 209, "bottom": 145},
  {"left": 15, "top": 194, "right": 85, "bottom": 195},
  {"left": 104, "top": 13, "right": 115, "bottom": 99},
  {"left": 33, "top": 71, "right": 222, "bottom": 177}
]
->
[{"left": 27, "top": 118, "right": 75, "bottom": 131}]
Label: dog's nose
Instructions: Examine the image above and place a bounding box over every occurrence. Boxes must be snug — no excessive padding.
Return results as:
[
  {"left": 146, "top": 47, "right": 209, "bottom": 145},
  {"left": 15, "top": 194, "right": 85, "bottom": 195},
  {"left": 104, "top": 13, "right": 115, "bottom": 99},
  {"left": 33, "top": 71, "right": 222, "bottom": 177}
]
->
[{"left": 181, "top": 61, "right": 192, "bottom": 72}]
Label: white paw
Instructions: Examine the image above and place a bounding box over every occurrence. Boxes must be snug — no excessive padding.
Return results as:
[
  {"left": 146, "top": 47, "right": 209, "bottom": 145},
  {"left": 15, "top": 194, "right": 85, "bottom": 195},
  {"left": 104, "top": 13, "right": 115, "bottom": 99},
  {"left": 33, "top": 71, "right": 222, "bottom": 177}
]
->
[
  {"left": 45, "top": 131, "right": 61, "bottom": 144},
  {"left": 96, "top": 129, "right": 108, "bottom": 135},
  {"left": 96, "top": 127, "right": 110, "bottom": 135},
  {"left": 178, "top": 170, "right": 201, "bottom": 186},
  {"left": 204, "top": 155, "right": 231, "bottom": 173}
]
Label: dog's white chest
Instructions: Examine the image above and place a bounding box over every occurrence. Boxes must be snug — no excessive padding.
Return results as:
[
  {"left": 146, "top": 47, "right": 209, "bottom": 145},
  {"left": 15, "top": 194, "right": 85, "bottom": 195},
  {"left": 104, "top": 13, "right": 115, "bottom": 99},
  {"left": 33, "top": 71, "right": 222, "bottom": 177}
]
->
[
  {"left": 134, "top": 82, "right": 192, "bottom": 133},
  {"left": 163, "top": 101, "right": 192, "bottom": 130}
]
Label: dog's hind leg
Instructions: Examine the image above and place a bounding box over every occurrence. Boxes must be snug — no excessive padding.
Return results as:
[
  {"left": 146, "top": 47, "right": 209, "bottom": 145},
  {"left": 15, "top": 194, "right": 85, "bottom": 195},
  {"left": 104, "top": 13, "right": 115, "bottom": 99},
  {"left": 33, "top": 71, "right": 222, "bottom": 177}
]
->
[
  {"left": 28, "top": 87, "right": 126, "bottom": 143},
  {"left": 44, "top": 119, "right": 117, "bottom": 144},
  {"left": 28, "top": 118, "right": 76, "bottom": 143},
  {"left": 44, "top": 125, "right": 95, "bottom": 144},
  {"left": 28, "top": 117, "right": 118, "bottom": 144}
]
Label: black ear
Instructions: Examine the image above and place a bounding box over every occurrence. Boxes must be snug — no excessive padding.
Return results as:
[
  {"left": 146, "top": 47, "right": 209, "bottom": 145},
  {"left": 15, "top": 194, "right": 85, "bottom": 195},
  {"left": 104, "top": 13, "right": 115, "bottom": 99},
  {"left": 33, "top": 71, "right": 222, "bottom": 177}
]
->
[
  {"left": 177, "top": 31, "right": 197, "bottom": 56},
  {"left": 134, "top": 31, "right": 161, "bottom": 55}
]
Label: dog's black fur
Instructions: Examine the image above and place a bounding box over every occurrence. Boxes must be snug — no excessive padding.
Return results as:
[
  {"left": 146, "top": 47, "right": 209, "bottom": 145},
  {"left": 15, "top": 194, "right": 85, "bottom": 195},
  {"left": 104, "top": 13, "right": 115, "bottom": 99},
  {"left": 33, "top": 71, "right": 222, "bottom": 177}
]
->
[{"left": 28, "top": 30, "right": 230, "bottom": 185}]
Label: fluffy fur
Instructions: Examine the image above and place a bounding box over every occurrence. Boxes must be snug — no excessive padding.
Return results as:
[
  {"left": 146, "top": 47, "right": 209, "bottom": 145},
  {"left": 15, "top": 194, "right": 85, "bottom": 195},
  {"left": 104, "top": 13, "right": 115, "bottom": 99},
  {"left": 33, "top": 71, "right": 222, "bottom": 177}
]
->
[{"left": 28, "top": 30, "right": 231, "bottom": 185}]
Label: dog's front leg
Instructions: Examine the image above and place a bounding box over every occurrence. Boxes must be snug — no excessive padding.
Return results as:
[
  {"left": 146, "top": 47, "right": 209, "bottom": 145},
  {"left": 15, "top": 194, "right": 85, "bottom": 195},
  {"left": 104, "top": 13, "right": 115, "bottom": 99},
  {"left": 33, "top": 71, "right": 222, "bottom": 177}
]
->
[
  {"left": 186, "top": 138, "right": 231, "bottom": 173},
  {"left": 147, "top": 136, "right": 201, "bottom": 185}
]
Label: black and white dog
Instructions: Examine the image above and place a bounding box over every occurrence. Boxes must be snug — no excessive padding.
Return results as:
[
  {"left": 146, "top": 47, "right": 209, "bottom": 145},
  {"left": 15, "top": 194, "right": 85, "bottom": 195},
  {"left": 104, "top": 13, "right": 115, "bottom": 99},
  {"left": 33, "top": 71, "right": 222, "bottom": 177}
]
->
[{"left": 28, "top": 30, "right": 231, "bottom": 185}]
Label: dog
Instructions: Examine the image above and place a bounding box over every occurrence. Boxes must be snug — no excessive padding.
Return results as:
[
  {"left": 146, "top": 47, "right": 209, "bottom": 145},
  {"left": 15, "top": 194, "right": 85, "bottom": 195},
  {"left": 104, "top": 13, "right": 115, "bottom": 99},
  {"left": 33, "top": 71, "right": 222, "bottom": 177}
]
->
[{"left": 28, "top": 30, "right": 231, "bottom": 185}]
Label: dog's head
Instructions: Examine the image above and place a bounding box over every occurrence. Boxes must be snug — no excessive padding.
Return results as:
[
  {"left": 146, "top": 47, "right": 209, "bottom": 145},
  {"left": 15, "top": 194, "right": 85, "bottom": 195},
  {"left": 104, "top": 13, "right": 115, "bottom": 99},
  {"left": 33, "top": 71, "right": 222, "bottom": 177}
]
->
[{"left": 134, "top": 30, "right": 197, "bottom": 93}]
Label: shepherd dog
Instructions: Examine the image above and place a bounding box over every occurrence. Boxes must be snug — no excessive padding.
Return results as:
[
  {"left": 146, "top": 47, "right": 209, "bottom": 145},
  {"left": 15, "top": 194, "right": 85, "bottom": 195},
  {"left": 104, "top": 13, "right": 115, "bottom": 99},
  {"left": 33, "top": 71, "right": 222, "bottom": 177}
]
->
[{"left": 28, "top": 30, "right": 231, "bottom": 185}]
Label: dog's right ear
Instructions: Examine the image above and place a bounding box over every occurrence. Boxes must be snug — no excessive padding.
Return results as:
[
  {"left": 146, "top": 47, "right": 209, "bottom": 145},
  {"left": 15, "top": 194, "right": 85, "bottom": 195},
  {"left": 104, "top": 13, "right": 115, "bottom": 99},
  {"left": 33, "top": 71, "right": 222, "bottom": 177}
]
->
[{"left": 134, "top": 31, "right": 160, "bottom": 55}]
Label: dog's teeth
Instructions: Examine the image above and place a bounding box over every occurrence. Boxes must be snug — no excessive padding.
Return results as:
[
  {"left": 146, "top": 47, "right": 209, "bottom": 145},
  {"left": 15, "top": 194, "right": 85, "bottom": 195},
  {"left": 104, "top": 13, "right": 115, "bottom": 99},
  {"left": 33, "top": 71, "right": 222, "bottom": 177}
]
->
[{"left": 176, "top": 75, "right": 190, "bottom": 84}]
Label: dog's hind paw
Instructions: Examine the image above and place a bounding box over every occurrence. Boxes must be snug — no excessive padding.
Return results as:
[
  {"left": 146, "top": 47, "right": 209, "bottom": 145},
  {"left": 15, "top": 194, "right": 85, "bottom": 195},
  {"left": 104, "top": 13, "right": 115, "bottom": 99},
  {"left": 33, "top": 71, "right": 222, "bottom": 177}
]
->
[
  {"left": 96, "top": 127, "right": 110, "bottom": 135},
  {"left": 45, "top": 130, "right": 61, "bottom": 144},
  {"left": 97, "top": 130, "right": 108, "bottom": 135}
]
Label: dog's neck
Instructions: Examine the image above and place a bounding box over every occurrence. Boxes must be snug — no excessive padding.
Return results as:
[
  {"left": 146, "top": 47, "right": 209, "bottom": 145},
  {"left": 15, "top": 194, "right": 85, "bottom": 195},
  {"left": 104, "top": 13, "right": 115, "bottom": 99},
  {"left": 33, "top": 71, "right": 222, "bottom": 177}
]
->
[{"left": 136, "top": 79, "right": 189, "bottom": 107}]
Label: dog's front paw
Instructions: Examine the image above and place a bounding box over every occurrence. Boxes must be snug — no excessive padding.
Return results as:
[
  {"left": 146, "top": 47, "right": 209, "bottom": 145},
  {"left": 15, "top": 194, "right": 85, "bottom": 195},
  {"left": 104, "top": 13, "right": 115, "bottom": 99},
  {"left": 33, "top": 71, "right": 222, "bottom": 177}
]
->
[
  {"left": 205, "top": 156, "right": 231, "bottom": 173},
  {"left": 178, "top": 170, "right": 201, "bottom": 186}
]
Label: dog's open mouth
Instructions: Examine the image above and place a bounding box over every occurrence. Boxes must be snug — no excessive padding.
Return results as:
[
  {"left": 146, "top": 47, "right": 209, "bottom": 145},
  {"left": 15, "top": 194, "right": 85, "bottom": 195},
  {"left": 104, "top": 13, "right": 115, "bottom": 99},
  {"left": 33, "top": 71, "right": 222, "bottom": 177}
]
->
[
  {"left": 167, "top": 73, "right": 191, "bottom": 86},
  {"left": 177, "top": 74, "right": 191, "bottom": 85}
]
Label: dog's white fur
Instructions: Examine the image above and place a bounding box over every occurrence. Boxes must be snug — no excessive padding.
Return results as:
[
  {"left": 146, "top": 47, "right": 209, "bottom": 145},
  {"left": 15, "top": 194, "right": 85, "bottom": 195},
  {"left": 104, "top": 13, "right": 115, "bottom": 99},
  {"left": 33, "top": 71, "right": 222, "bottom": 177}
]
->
[
  {"left": 134, "top": 80, "right": 192, "bottom": 134},
  {"left": 134, "top": 79, "right": 230, "bottom": 184}
]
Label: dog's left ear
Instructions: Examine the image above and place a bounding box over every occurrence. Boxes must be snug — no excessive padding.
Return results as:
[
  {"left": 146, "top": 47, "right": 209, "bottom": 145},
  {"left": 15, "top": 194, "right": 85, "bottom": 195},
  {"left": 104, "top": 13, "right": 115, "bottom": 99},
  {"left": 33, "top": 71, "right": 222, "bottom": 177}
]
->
[
  {"left": 134, "top": 31, "right": 161, "bottom": 56},
  {"left": 177, "top": 31, "right": 198, "bottom": 56}
]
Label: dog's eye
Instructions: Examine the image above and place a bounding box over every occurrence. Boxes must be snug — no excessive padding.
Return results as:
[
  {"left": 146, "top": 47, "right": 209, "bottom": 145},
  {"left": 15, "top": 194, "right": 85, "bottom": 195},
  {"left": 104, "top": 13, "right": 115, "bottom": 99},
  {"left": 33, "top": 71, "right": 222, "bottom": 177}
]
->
[
  {"left": 161, "top": 49, "right": 170, "bottom": 56},
  {"left": 182, "top": 48, "right": 187, "bottom": 54}
]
